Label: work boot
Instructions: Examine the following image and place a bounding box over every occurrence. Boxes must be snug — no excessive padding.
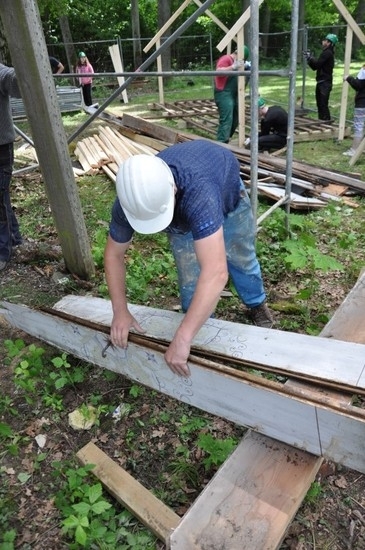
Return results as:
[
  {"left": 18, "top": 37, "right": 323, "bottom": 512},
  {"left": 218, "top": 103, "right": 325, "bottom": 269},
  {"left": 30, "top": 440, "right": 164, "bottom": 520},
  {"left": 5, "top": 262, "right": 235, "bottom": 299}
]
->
[{"left": 248, "top": 302, "right": 274, "bottom": 329}]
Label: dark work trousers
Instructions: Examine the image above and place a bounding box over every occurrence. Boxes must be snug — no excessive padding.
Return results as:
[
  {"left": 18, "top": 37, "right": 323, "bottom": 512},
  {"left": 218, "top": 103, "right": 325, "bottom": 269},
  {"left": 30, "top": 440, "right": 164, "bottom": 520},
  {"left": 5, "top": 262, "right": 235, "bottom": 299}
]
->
[
  {"left": 258, "top": 134, "right": 286, "bottom": 152},
  {"left": 316, "top": 80, "right": 332, "bottom": 121},
  {"left": 0, "top": 143, "right": 22, "bottom": 262},
  {"left": 81, "top": 83, "right": 93, "bottom": 106},
  {"left": 214, "top": 77, "right": 238, "bottom": 143}
]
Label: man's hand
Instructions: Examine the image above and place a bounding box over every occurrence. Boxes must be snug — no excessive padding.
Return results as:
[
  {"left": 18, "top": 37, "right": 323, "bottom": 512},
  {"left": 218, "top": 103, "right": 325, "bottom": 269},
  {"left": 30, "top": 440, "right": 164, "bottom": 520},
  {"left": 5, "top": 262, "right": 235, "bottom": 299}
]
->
[
  {"left": 110, "top": 310, "right": 145, "bottom": 349},
  {"left": 164, "top": 333, "right": 191, "bottom": 378},
  {"left": 302, "top": 50, "right": 311, "bottom": 61},
  {"left": 244, "top": 137, "right": 251, "bottom": 147}
]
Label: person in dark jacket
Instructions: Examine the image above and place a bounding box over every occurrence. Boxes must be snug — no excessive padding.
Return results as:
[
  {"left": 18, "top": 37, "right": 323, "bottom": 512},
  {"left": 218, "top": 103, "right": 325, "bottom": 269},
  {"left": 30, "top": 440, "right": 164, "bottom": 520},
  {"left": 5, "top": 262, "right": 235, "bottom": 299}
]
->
[
  {"left": 304, "top": 33, "right": 338, "bottom": 121},
  {"left": 0, "top": 64, "right": 23, "bottom": 271},
  {"left": 343, "top": 66, "right": 365, "bottom": 156},
  {"left": 245, "top": 98, "right": 288, "bottom": 152}
]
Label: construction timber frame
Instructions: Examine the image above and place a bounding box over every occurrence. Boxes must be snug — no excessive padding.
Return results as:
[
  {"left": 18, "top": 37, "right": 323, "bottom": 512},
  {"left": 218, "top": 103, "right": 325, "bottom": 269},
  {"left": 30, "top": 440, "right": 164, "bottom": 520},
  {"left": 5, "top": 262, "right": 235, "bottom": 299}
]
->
[{"left": 2, "top": 268, "right": 365, "bottom": 548}]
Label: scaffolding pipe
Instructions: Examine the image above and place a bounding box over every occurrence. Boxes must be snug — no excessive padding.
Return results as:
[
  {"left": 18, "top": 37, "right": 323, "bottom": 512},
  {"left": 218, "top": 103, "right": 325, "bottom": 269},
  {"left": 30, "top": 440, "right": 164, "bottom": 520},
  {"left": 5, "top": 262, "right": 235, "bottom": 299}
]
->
[
  {"left": 284, "top": 0, "right": 300, "bottom": 234},
  {"left": 249, "top": 0, "right": 260, "bottom": 225},
  {"left": 55, "top": 69, "right": 290, "bottom": 79}
]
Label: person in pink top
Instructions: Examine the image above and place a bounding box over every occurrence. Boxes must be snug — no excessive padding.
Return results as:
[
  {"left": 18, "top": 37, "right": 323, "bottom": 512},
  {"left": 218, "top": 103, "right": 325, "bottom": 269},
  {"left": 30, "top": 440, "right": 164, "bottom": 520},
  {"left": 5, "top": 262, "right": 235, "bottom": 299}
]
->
[{"left": 76, "top": 52, "right": 94, "bottom": 106}]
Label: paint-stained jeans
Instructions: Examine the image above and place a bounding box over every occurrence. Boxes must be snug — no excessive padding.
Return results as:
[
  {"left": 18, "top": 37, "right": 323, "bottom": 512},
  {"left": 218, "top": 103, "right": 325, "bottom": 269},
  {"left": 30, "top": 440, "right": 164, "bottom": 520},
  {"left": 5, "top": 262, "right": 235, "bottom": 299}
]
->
[
  {"left": 0, "top": 143, "right": 21, "bottom": 262},
  {"left": 167, "top": 189, "right": 266, "bottom": 312}
]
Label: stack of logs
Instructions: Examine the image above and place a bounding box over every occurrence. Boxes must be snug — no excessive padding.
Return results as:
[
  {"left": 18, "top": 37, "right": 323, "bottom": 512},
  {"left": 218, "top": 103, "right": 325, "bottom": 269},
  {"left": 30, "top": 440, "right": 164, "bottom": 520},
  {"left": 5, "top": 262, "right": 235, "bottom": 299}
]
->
[{"left": 74, "top": 126, "right": 156, "bottom": 182}]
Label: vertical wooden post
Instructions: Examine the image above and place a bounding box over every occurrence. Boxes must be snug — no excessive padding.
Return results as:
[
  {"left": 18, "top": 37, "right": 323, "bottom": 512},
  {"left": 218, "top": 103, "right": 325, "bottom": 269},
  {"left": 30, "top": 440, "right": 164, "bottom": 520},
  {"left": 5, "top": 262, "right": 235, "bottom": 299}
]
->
[{"left": 1, "top": 0, "right": 95, "bottom": 279}]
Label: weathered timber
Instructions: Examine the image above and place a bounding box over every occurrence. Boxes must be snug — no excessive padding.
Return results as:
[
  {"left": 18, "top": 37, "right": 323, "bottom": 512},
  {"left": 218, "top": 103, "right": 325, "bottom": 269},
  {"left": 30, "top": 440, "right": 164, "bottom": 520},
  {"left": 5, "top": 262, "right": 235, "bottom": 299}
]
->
[
  {"left": 170, "top": 431, "right": 320, "bottom": 550},
  {"left": 121, "top": 114, "right": 365, "bottom": 194},
  {"left": 44, "top": 297, "right": 365, "bottom": 397},
  {"left": 2, "top": 298, "right": 365, "bottom": 472},
  {"left": 77, "top": 442, "right": 180, "bottom": 543}
]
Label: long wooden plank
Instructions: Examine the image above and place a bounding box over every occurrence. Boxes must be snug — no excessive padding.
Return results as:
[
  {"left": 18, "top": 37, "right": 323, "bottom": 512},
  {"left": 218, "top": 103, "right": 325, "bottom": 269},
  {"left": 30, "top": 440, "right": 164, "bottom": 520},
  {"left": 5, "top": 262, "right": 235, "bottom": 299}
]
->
[
  {"left": 2, "top": 300, "right": 365, "bottom": 472},
  {"left": 170, "top": 431, "right": 321, "bottom": 549},
  {"left": 48, "top": 295, "right": 365, "bottom": 395},
  {"left": 76, "top": 441, "right": 180, "bottom": 543}
]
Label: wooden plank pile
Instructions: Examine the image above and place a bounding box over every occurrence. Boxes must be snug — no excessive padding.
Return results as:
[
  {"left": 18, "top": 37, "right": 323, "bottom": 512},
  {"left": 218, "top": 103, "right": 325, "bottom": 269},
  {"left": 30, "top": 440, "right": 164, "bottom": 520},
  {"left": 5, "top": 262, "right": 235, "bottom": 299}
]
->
[
  {"left": 73, "top": 112, "right": 364, "bottom": 209},
  {"left": 74, "top": 125, "right": 156, "bottom": 182},
  {"left": 147, "top": 99, "right": 351, "bottom": 142},
  {"left": 120, "top": 113, "right": 365, "bottom": 209}
]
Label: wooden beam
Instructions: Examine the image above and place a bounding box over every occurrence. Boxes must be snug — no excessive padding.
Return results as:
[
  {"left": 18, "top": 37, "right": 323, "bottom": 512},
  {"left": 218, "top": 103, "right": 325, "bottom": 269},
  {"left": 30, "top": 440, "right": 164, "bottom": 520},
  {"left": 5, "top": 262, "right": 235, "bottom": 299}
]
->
[
  {"left": 2, "top": 299, "right": 365, "bottom": 472},
  {"left": 109, "top": 44, "right": 128, "bottom": 104},
  {"left": 76, "top": 441, "right": 180, "bottom": 543},
  {"left": 45, "top": 297, "right": 365, "bottom": 396},
  {"left": 143, "top": 0, "right": 191, "bottom": 53},
  {"left": 216, "top": 0, "right": 264, "bottom": 52},
  {"left": 331, "top": 0, "right": 365, "bottom": 44},
  {"left": 169, "top": 431, "right": 321, "bottom": 549}
]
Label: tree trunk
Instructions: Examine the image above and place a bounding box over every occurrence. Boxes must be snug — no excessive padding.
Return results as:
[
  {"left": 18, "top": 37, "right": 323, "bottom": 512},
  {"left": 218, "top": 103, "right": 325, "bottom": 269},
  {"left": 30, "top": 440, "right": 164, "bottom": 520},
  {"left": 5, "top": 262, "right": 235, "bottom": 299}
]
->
[
  {"left": 260, "top": 3, "right": 271, "bottom": 57},
  {"left": 158, "top": 0, "right": 171, "bottom": 73},
  {"left": 0, "top": 17, "right": 9, "bottom": 63},
  {"left": 352, "top": 0, "right": 365, "bottom": 56},
  {"left": 131, "top": 0, "right": 143, "bottom": 69},
  {"left": 1, "top": 0, "right": 95, "bottom": 279},
  {"left": 59, "top": 15, "right": 76, "bottom": 83}
]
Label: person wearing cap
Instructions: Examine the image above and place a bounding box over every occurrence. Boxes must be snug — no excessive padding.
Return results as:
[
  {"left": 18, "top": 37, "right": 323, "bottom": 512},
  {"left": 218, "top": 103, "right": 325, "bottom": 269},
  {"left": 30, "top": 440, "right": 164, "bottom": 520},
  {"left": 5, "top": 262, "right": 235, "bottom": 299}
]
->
[
  {"left": 104, "top": 139, "right": 273, "bottom": 378},
  {"left": 0, "top": 63, "right": 23, "bottom": 271},
  {"left": 214, "top": 45, "right": 251, "bottom": 143},
  {"left": 75, "top": 52, "right": 94, "bottom": 107},
  {"left": 250, "top": 97, "right": 288, "bottom": 152},
  {"left": 342, "top": 65, "right": 365, "bottom": 157},
  {"left": 303, "top": 33, "right": 338, "bottom": 121}
]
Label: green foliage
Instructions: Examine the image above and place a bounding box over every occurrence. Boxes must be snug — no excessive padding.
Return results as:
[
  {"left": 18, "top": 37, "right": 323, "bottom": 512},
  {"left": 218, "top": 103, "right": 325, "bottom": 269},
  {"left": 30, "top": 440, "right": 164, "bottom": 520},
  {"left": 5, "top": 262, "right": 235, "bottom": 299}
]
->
[
  {"left": 91, "top": 228, "right": 108, "bottom": 269},
  {"left": 304, "top": 481, "right": 323, "bottom": 504},
  {"left": 177, "top": 414, "right": 208, "bottom": 439},
  {"left": 0, "top": 472, "right": 18, "bottom": 549},
  {"left": 283, "top": 234, "right": 344, "bottom": 272},
  {"left": 197, "top": 433, "right": 238, "bottom": 470},
  {"left": 4, "top": 340, "right": 87, "bottom": 410},
  {"left": 54, "top": 462, "right": 157, "bottom": 548},
  {"left": 0, "top": 528, "right": 17, "bottom": 550},
  {"left": 125, "top": 235, "right": 178, "bottom": 303}
]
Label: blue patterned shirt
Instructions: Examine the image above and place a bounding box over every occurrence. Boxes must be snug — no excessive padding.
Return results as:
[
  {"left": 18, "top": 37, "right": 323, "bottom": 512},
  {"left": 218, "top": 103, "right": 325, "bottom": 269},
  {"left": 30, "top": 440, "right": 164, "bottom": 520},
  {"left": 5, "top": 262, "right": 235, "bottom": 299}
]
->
[{"left": 109, "top": 140, "right": 241, "bottom": 242}]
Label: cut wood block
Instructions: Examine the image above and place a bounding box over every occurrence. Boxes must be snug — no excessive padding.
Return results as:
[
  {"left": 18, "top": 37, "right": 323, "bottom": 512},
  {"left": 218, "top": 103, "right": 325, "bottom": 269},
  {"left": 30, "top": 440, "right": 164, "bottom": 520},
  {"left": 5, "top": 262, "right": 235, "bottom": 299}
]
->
[
  {"left": 77, "top": 441, "right": 180, "bottom": 543},
  {"left": 324, "top": 182, "right": 349, "bottom": 196},
  {"left": 169, "top": 431, "right": 321, "bottom": 550},
  {"left": 101, "top": 163, "right": 117, "bottom": 183}
]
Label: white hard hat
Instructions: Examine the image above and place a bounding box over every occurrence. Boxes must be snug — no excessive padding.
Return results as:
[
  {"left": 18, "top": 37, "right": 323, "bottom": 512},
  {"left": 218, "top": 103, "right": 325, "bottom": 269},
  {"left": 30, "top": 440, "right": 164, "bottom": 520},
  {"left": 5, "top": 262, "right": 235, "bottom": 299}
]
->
[{"left": 116, "top": 154, "right": 175, "bottom": 234}]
